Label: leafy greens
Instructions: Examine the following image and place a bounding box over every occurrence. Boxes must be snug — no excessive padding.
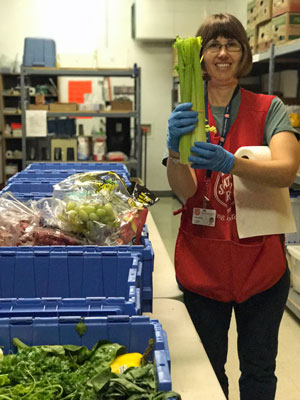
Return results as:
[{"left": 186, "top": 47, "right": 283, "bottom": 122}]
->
[{"left": 0, "top": 338, "right": 181, "bottom": 400}]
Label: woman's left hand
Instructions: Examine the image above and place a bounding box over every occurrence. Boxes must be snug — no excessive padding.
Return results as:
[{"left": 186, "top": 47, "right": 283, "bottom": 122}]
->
[{"left": 189, "top": 142, "right": 234, "bottom": 173}]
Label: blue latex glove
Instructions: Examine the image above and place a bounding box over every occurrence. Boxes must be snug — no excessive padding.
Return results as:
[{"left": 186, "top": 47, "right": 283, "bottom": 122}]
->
[
  {"left": 188, "top": 142, "right": 234, "bottom": 174},
  {"left": 167, "top": 102, "right": 198, "bottom": 153}
]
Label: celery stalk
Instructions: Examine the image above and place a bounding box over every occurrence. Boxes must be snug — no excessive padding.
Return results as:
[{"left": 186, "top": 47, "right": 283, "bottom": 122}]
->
[{"left": 173, "top": 36, "right": 206, "bottom": 164}]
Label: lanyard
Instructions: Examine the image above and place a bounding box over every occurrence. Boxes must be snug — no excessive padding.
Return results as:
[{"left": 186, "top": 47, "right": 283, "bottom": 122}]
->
[{"left": 204, "top": 83, "right": 240, "bottom": 179}]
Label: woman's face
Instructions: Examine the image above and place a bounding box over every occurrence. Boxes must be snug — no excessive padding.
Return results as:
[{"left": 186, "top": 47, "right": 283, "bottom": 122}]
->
[{"left": 202, "top": 36, "right": 242, "bottom": 84}]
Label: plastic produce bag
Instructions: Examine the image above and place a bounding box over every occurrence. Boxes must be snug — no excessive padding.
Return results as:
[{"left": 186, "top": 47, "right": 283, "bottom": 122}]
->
[
  {"left": 46, "top": 171, "right": 158, "bottom": 246},
  {"left": 16, "top": 226, "right": 85, "bottom": 246},
  {"left": 0, "top": 192, "right": 40, "bottom": 245}
]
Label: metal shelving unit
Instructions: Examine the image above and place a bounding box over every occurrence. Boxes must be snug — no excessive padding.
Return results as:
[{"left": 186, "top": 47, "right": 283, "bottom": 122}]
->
[
  {"left": 252, "top": 39, "right": 300, "bottom": 95},
  {"left": 0, "top": 72, "right": 24, "bottom": 183},
  {"left": 20, "top": 65, "right": 142, "bottom": 178}
]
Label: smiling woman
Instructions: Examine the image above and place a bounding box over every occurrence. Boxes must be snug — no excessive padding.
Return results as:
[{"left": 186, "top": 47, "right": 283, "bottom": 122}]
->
[
  {"left": 196, "top": 13, "right": 253, "bottom": 81},
  {"left": 165, "top": 12, "right": 300, "bottom": 400}
]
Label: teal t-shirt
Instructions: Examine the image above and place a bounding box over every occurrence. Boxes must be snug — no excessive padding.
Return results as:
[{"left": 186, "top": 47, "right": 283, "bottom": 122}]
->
[{"left": 210, "top": 91, "right": 299, "bottom": 145}]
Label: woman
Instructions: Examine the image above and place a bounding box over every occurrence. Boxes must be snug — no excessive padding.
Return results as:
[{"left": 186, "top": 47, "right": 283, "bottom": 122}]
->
[{"left": 166, "top": 13, "right": 300, "bottom": 400}]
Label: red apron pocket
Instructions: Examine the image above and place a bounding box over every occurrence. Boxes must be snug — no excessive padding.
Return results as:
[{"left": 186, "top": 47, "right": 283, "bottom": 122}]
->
[
  {"left": 230, "top": 235, "right": 286, "bottom": 303},
  {"left": 175, "top": 229, "right": 233, "bottom": 302}
]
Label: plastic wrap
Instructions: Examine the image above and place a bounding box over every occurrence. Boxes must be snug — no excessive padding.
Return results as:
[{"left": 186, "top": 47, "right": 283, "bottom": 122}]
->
[
  {"left": 0, "top": 192, "right": 40, "bottom": 246},
  {"left": 45, "top": 171, "right": 157, "bottom": 246},
  {"left": 0, "top": 172, "right": 159, "bottom": 247}
]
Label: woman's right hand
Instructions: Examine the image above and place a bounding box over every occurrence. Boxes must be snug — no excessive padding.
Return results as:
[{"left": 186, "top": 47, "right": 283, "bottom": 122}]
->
[{"left": 167, "top": 102, "right": 198, "bottom": 153}]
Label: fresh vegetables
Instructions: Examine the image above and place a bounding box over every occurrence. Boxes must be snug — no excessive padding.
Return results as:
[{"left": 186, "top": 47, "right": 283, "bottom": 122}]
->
[
  {"left": 110, "top": 337, "right": 155, "bottom": 374},
  {"left": 173, "top": 36, "right": 206, "bottom": 164},
  {"left": 0, "top": 338, "right": 181, "bottom": 399},
  {"left": 110, "top": 352, "right": 143, "bottom": 374}
]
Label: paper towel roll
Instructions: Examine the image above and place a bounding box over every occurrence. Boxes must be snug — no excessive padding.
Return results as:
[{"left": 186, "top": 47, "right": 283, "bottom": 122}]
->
[
  {"left": 233, "top": 146, "right": 296, "bottom": 239},
  {"left": 5, "top": 150, "right": 13, "bottom": 158}
]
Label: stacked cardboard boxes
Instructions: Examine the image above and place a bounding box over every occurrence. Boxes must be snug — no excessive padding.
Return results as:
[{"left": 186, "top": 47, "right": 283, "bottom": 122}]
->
[
  {"left": 273, "top": 0, "right": 300, "bottom": 16},
  {"left": 256, "top": 0, "right": 273, "bottom": 25},
  {"left": 257, "top": 20, "right": 273, "bottom": 52},
  {"left": 272, "top": 12, "right": 300, "bottom": 45},
  {"left": 247, "top": 0, "right": 273, "bottom": 53},
  {"left": 246, "top": 0, "right": 300, "bottom": 53}
]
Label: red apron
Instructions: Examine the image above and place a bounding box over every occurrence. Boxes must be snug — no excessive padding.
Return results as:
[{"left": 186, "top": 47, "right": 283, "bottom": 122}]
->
[{"left": 175, "top": 88, "right": 287, "bottom": 303}]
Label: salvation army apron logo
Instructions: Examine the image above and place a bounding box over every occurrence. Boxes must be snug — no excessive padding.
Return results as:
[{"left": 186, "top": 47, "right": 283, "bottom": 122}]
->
[{"left": 214, "top": 173, "right": 235, "bottom": 208}]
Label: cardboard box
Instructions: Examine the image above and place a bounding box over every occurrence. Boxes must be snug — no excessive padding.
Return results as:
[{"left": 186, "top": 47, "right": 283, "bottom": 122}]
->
[
  {"left": 272, "top": 12, "right": 300, "bottom": 45},
  {"left": 247, "top": 28, "right": 258, "bottom": 53},
  {"left": 273, "top": 0, "right": 300, "bottom": 17},
  {"left": 49, "top": 102, "right": 78, "bottom": 112},
  {"left": 257, "top": 21, "right": 272, "bottom": 52},
  {"left": 256, "top": 0, "right": 273, "bottom": 25},
  {"left": 27, "top": 104, "right": 49, "bottom": 110},
  {"left": 247, "top": 0, "right": 258, "bottom": 30},
  {"left": 110, "top": 99, "right": 133, "bottom": 111}
]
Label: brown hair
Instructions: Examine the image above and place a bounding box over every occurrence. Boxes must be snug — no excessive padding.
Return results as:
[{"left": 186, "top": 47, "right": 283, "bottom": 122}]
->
[{"left": 196, "top": 13, "right": 252, "bottom": 78}]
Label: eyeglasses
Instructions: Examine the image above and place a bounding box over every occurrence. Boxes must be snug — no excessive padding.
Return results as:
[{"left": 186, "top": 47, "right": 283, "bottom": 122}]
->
[{"left": 205, "top": 40, "right": 242, "bottom": 53}]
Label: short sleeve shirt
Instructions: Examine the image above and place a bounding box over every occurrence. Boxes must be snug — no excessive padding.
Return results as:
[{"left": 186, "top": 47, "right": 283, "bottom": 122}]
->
[{"left": 210, "top": 90, "right": 300, "bottom": 144}]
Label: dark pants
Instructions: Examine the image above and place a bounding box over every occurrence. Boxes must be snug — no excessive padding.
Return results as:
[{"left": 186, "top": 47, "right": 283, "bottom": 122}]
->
[{"left": 180, "top": 268, "right": 290, "bottom": 400}]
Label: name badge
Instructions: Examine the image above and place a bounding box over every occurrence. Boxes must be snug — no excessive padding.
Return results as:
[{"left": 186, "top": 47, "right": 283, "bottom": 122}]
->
[{"left": 192, "top": 208, "right": 216, "bottom": 227}]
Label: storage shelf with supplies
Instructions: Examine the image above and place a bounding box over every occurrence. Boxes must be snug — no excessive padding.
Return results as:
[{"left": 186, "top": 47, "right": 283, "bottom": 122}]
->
[
  {"left": 20, "top": 65, "right": 142, "bottom": 178},
  {"left": 0, "top": 72, "right": 25, "bottom": 181}
]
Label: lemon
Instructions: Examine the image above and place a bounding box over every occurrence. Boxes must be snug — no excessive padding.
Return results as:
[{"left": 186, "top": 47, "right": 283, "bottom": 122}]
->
[{"left": 110, "top": 352, "right": 142, "bottom": 374}]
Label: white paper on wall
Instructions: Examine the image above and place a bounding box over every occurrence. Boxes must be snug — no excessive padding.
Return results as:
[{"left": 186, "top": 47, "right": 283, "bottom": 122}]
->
[{"left": 25, "top": 110, "right": 47, "bottom": 137}]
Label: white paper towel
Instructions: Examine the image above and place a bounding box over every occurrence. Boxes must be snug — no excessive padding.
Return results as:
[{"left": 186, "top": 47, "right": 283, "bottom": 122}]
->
[{"left": 233, "top": 146, "right": 296, "bottom": 239}]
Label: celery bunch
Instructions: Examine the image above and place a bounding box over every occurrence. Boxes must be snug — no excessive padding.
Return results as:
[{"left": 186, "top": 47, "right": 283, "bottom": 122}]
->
[{"left": 173, "top": 36, "right": 206, "bottom": 164}]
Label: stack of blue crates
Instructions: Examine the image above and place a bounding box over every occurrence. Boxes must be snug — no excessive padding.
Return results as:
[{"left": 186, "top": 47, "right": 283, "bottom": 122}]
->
[
  {"left": 0, "top": 162, "right": 176, "bottom": 396},
  {"left": 5, "top": 162, "right": 132, "bottom": 190}
]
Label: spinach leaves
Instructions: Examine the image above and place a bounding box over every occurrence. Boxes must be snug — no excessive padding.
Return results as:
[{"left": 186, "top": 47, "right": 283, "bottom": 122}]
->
[{"left": 0, "top": 339, "right": 181, "bottom": 400}]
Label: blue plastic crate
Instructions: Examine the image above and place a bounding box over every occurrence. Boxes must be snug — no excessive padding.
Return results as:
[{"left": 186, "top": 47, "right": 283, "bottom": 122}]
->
[
  {"left": 0, "top": 247, "right": 144, "bottom": 312},
  {"left": 6, "top": 174, "right": 131, "bottom": 188},
  {"left": 0, "top": 315, "right": 173, "bottom": 393},
  {"left": 10, "top": 169, "right": 131, "bottom": 180},
  {"left": 0, "top": 242, "right": 153, "bottom": 313},
  {"left": 41, "top": 238, "right": 154, "bottom": 313},
  {"left": 25, "top": 161, "right": 130, "bottom": 177},
  {"left": 23, "top": 37, "right": 56, "bottom": 67},
  {"left": 1, "top": 181, "right": 54, "bottom": 199},
  {"left": 0, "top": 297, "right": 141, "bottom": 317},
  {"left": 0, "top": 185, "right": 154, "bottom": 311},
  {"left": 6, "top": 169, "right": 131, "bottom": 190}
]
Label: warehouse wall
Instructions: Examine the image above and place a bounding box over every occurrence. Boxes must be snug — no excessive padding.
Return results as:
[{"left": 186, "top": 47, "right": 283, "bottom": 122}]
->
[{"left": 0, "top": 0, "right": 246, "bottom": 191}]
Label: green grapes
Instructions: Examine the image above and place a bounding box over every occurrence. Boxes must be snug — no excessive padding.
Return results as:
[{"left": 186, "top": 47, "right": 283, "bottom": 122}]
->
[
  {"left": 66, "top": 201, "right": 77, "bottom": 212},
  {"left": 64, "top": 200, "right": 119, "bottom": 236}
]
